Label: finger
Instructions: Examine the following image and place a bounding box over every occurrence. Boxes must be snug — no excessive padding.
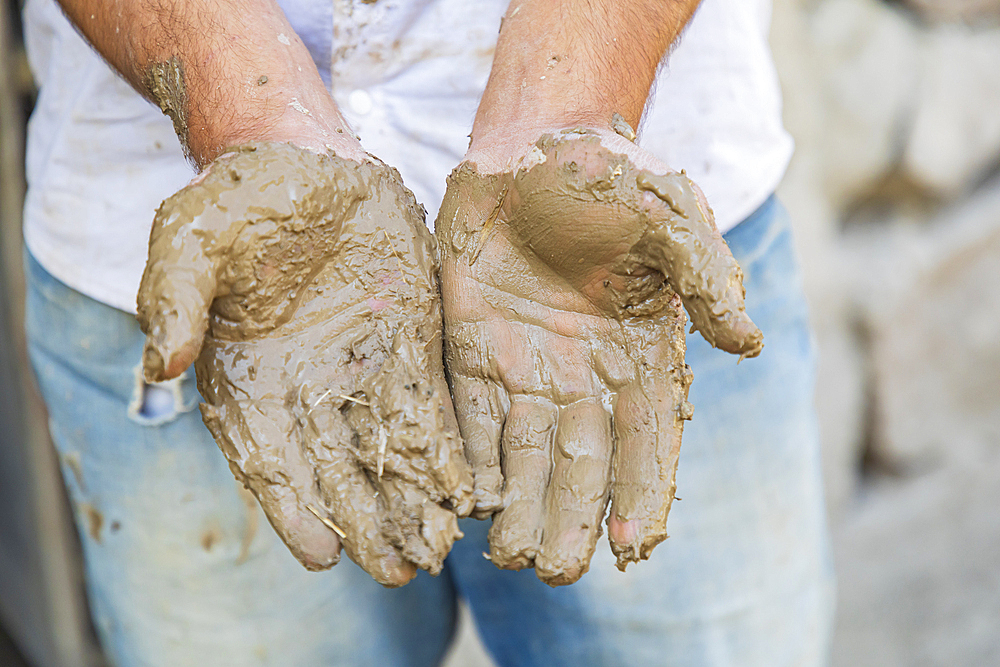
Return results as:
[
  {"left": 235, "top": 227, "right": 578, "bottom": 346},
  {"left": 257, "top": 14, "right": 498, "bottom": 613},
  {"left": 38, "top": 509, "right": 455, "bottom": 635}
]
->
[
  {"left": 420, "top": 299, "right": 477, "bottom": 516},
  {"left": 348, "top": 329, "right": 474, "bottom": 511},
  {"left": 137, "top": 199, "right": 222, "bottom": 381},
  {"left": 303, "top": 406, "right": 418, "bottom": 587},
  {"left": 450, "top": 373, "right": 506, "bottom": 518},
  {"left": 431, "top": 365, "right": 477, "bottom": 517},
  {"left": 377, "top": 477, "right": 464, "bottom": 576},
  {"left": 198, "top": 399, "right": 341, "bottom": 572},
  {"left": 136, "top": 157, "right": 255, "bottom": 381},
  {"left": 634, "top": 170, "right": 763, "bottom": 358},
  {"left": 137, "top": 144, "right": 324, "bottom": 382},
  {"left": 608, "top": 355, "right": 692, "bottom": 570},
  {"left": 312, "top": 457, "right": 417, "bottom": 588},
  {"left": 534, "top": 398, "right": 614, "bottom": 586},
  {"left": 488, "top": 395, "right": 557, "bottom": 570},
  {"left": 327, "top": 388, "right": 464, "bottom": 578}
]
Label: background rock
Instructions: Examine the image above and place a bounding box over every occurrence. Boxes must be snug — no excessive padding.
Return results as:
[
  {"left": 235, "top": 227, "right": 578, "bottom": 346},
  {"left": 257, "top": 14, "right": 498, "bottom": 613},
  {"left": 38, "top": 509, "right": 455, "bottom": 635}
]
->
[
  {"left": 901, "top": 25, "right": 1000, "bottom": 198},
  {"left": 903, "top": 0, "right": 1000, "bottom": 23},
  {"left": 871, "top": 177, "right": 1000, "bottom": 465},
  {"left": 809, "top": 0, "right": 921, "bottom": 209},
  {"left": 773, "top": 0, "right": 1000, "bottom": 663}
]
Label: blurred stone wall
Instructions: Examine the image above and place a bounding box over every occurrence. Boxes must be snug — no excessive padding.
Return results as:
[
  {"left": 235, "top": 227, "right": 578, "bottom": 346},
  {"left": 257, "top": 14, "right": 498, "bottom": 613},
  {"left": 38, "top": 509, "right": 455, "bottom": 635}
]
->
[{"left": 771, "top": 0, "right": 1000, "bottom": 664}]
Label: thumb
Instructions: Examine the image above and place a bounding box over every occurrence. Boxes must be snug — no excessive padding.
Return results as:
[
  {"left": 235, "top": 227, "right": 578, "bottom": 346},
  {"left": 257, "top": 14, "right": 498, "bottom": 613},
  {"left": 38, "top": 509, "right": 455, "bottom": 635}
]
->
[
  {"left": 635, "top": 170, "right": 764, "bottom": 358},
  {"left": 136, "top": 188, "right": 223, "bottom": 382}
]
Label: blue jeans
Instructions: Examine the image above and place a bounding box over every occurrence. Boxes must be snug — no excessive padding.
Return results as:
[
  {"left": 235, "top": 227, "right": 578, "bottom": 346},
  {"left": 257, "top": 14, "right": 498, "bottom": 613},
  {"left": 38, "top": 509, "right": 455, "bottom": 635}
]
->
[{"left": 25, "top": 196, "right": 834, "bottom": 667}]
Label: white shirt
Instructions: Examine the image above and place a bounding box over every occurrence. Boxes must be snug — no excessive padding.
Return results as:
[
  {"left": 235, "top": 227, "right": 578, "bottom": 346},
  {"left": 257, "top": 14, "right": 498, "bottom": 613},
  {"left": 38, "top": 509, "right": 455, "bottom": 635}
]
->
[{"left": 22, "top": 0, "right": 792, "bottom": 313}]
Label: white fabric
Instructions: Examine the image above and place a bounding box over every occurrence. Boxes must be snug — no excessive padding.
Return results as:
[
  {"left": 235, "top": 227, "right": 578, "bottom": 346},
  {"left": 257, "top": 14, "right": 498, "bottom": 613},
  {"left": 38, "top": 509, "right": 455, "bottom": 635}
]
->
[{"left": 23, "top": 0, "right": 793, "bottom": 313}]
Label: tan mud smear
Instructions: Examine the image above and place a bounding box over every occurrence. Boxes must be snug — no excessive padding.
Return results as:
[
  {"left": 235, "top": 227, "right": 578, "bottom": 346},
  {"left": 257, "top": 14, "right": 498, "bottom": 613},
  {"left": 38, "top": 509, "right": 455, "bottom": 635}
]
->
[
  {"left": 436, "top": 131, "right": 760, "bottom": 580},
  {"left": 145, "top": 57, "right": 189, "bottom": 156},
  {"left": 611, "top": 112, "right": 636, "bottom": 142},
  {"left": 506, "top": 133, "right": 763, "bottom": 358},
  {"left": 632, "top": 171, "right": 764, "bottom": 357},
  {"left": 137, "top": 142, "right": 472, "bottom": 585}
]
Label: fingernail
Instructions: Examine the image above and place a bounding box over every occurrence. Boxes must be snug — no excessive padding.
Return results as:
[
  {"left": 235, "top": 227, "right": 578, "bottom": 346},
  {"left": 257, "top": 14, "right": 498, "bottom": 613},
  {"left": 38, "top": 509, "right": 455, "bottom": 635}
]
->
[
  {"left": 608, "top": 515, "right": 638, "bottom": 546},
  {"left": 302, "top": 551, "right": 341, "bottom": 571},
  {"left": 380, "top": 553, "right": 417, "bottom": 587}
]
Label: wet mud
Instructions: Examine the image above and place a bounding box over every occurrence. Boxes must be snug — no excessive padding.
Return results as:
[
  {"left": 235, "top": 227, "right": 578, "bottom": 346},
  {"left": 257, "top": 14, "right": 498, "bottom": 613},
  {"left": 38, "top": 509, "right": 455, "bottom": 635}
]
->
[
  {"left": 145, "top": 58, "right": 189, "bottom": 157},
  {"left": 610, "top": 112, "right": 636, "bottom": 142},
  {"left": 436, "top": 131, "right": 760, "bottom": 581},
  {"left": 137, "top": 142, "right": 472, "bottom": 585}
]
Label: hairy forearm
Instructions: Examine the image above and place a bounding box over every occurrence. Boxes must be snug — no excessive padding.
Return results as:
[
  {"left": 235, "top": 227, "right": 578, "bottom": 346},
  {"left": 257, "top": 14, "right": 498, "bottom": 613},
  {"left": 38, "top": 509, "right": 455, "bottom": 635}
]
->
[
  {"left": 57, "top": 0, "right": 358, "bottom": 166},
  {"left": 472, "top": 0, "right": 700, "bottom": 146}
]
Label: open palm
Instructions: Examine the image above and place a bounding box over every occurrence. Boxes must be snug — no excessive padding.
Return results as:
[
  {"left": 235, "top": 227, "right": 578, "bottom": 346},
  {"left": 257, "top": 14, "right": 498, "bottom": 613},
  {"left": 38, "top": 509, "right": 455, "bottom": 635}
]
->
[{"left": 437, "top": 130, "right": 762, "bottom": 585}]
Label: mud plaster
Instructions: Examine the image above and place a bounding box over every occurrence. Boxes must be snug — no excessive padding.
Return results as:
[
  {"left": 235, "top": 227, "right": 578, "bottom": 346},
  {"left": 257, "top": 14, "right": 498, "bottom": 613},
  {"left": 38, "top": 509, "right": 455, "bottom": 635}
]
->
[
  {"left": 145, "top": 57, "right": 189, "bottom": 156},
  {"left": 436, "top": 131, "right": 761, "bottom": 580},
  {"left": 137, "top": 142, "right": 472, "bottom": 586},
  {"left": 611, "top": 112, "right": 636, "bottom": 142},
  {"left": 80, "top": 503, "right": 103, "bottom": 543}
]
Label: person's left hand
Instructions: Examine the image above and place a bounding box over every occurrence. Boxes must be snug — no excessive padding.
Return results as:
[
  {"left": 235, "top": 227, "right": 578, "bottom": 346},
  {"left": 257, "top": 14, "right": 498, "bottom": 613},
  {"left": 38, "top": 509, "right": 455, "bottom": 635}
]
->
[{"left": 436, "top": 128, "right": 762, "bottom": 585}]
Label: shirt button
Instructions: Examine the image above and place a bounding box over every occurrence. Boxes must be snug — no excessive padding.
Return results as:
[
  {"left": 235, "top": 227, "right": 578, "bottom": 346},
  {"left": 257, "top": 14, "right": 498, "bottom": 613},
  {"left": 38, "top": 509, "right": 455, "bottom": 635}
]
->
[{"left": 348, "top": 89, "right": 373, "bottom": 115}]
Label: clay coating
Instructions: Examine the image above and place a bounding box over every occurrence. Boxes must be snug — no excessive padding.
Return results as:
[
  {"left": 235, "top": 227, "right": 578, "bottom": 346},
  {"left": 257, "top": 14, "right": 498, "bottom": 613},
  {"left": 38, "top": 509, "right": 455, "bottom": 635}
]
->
[
  {"left": 610, "top": 112, "right": 636, "bottom": 142},
  {"left": 145, "top": 57, "right": 190, "bottom": 157},
  {"left": 436, "top": 131, "right": 760, "bottom": 581},
  {"left": 137, "top": 142, "right": 472, "bottom": 585}
]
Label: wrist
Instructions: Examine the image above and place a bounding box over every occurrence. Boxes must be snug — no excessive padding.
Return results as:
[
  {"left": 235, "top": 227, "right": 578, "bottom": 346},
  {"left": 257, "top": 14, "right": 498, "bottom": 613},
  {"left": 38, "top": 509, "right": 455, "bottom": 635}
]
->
[
  {"left": 471, "top": 0, "right": 701, "bottom": 155},
  {"left": 198, "top": 110, "right": 365, "bottom": 168},
  {"left": 185, "top": 76, "right": 364, "bottom": 167},
  {"left": 470, "top": 48, "right": 631, "bottom": 151},
  {"left": 465, "top": 124, "right": 580, "bottom": 173}
]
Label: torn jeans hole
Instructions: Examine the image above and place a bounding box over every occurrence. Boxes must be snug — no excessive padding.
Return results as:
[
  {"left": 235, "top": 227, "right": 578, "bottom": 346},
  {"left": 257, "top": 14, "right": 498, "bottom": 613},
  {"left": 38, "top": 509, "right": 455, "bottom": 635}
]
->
[{"left": 127, "top": 364, "right": 196, "bottom": 425}]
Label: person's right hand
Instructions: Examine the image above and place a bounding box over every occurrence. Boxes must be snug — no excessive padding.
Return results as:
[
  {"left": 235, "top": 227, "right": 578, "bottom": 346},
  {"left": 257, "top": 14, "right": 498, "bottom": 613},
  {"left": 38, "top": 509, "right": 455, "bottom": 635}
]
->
[{"left": 137, "top": 141, "right": 473, "bottom": 587}]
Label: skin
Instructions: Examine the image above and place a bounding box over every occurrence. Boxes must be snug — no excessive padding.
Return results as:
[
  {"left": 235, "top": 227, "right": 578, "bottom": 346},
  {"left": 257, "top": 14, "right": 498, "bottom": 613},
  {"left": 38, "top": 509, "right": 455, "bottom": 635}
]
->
[
  {"left": 443, "top": 0, "right": 762, "bottom": 585},
  {"left": 56, "top": 0, "right": 470, "bottom": 585},
  {"left": 56, "top": 0, "right": 364, "bottom": 166}
]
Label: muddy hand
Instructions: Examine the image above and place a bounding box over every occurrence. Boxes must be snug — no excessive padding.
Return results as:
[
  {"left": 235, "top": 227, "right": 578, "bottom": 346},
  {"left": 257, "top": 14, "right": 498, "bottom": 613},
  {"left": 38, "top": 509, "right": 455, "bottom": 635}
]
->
[
  {"left": 436, "top": 129, "right": 761, "bottom": 585},
  {"left": 137, "top": 142, "right": 473, "bottom": 586}
]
